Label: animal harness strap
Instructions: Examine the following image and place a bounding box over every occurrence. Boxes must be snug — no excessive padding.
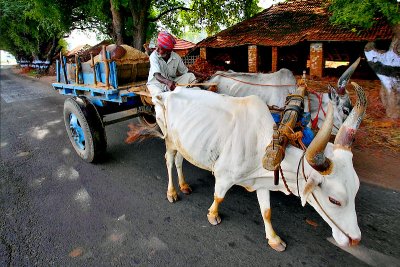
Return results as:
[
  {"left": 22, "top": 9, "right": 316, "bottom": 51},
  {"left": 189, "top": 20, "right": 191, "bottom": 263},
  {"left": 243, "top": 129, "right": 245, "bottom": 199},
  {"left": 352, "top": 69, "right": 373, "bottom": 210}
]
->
[
  {"left": 299, "top": 154, "right": 353, "bottom": 241},
  {"left": 308, "top": 90, "right": 326, "bottom": 129},
  {"left": 214, "top": 73, "right": 296, "bottom": 87}
]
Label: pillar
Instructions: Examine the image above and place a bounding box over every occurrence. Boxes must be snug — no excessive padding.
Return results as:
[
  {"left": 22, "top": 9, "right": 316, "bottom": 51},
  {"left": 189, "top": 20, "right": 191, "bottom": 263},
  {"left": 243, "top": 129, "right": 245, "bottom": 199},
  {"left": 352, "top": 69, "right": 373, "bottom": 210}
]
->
[
  {"left": 200, "top": 47, "right": 207, "bottom": 60},
  {"left": 310, "top": 43, "right": 324, "bottom": 78},
  {"left": 248, "top": 45, "right": 258, "bottom": 73},
  {"left": 271, "top": 47, "right": 278, "bottom": 72}
]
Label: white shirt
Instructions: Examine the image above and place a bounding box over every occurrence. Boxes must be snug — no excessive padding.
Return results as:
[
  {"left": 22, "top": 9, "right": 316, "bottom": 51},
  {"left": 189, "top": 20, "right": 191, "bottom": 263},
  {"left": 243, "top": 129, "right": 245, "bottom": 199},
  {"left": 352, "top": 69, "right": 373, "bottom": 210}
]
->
[{"left": 147, "top": 50, "right": 188, "bottom": 86}]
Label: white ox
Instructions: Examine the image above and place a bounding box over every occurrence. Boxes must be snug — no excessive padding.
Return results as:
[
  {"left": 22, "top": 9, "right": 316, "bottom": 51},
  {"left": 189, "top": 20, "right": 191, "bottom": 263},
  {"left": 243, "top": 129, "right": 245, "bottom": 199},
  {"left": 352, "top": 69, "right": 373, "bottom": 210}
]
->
[
  {"left": 128, "top": 82, "right": 366, "bottom": 251},
  {"left": 205, "top": 58, "right": 360, "bottom": 134}
]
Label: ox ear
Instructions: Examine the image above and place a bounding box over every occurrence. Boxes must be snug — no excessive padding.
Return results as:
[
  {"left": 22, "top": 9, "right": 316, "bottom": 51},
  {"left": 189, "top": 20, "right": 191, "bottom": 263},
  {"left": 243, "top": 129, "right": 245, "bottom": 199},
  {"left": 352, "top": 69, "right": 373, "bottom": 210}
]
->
[
  {"left": 328, "top": 85, "right": 339, "bottom": 103},
  {"left": 301, "top": 176, "right": 324, "bottom": 206}
]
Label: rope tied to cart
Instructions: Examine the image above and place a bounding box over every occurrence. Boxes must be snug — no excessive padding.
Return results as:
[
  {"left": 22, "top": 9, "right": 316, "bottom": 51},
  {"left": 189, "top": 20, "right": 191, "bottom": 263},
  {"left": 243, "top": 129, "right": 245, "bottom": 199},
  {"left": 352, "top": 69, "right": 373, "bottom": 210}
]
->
[{"left": 212, "top": 72, "right": 297, "bottom": 87}]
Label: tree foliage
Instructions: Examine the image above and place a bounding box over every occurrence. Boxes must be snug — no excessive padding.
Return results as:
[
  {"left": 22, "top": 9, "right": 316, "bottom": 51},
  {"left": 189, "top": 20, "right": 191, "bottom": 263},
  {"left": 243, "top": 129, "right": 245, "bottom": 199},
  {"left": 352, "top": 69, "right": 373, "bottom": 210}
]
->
[
  {"left": 328, "top": 0, "right": 400, "bottom": 29},
  {"left": 155, "top": 0, "right": 260, "bottom": 36},
  {"left": 1, "top": 0, "right": 261, "bottom": 59},
  {"left": 0, "top": 0, "right": 90, "bottom": 61}
]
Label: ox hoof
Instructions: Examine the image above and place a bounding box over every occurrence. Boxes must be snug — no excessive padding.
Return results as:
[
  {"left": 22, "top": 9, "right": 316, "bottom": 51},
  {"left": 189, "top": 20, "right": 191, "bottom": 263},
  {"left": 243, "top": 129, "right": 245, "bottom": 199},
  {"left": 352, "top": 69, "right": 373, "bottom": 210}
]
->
[
  {"left": 167, "top": 192, "right": 179, "bottom": 203},
  {"left": 268, "top": 239, "right": 287, "bottom": 252},
  {"left": 207, "top": 213, "right": 221, "bottom": 225},
  {"left": 180, "top": 184, "right": 192, "bottom": 195}
]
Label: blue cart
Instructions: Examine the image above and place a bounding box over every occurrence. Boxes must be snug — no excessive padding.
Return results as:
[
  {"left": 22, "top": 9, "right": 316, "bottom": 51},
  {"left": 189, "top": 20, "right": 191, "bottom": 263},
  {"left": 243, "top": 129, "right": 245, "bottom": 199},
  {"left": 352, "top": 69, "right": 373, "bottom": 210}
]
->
[{"left": 52, "top": 49, "right": 156, "bottom": 163}]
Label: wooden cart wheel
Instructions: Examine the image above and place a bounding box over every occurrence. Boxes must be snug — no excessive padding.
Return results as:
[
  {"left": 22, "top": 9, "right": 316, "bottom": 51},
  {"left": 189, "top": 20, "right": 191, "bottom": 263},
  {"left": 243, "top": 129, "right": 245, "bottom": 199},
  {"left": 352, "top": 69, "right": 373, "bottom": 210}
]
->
[{"left": 64, "top": 97, "right": 107, "bottom": 162}]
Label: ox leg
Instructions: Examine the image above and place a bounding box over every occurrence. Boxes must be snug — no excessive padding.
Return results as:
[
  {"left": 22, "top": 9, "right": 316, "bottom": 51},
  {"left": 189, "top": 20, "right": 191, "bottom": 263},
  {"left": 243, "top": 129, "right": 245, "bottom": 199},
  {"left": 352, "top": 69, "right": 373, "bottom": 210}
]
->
[
  {"left": 207, "top": 180, "right": 230, "bottom": 225},
  {"left": 256, "top": 188, "right": 287, "bottom": 252},
  {"left": 165, "top": 149, "right": 179, "bottom": 203},
  {"left": 174, "top": 152, "right": 192, "bottom": 195}
]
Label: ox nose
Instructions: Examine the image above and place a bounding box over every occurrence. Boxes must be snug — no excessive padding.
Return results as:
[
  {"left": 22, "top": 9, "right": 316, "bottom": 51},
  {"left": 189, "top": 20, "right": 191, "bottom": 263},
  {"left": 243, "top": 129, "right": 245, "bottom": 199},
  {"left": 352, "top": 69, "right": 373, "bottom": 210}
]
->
[{"left": 349, "top": 238, "right": 361, "bottom": 246}]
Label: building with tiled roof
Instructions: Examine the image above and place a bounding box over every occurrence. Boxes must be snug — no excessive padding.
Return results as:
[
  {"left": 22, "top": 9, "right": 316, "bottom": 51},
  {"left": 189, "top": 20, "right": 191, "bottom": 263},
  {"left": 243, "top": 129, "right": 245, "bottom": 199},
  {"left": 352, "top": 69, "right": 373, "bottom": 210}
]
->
[
  {"left": 174, "top": 38, "right": 196, "bottom": 57},
  {"left": 146, "top": 37, "right": 195, "bottom": 58},
  {"left": 195, "top": 0, "right": 392, "bottom": 77}
]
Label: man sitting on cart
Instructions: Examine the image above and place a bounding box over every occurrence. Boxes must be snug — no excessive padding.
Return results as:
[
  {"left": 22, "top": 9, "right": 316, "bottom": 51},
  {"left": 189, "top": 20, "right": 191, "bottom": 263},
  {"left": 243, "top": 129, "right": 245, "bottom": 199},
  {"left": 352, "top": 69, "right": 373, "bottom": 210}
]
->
[{"left": 147, "top": 31, "right": 205, "bottom": 96}]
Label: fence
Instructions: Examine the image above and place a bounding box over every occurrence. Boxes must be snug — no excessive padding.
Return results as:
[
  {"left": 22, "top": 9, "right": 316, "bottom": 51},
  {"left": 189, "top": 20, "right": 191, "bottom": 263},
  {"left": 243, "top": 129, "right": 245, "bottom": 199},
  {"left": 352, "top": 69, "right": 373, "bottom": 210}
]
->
[
  {"left": 18, "top": 60, "right": 50, "bottom": 70},
  {"left": 182, "top": 55, "right": 199, "bottom": 67}
]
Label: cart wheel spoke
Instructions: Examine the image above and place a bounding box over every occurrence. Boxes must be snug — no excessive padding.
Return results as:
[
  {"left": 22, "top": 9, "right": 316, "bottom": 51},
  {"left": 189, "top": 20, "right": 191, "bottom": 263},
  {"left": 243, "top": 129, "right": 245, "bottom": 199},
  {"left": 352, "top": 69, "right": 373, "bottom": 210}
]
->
[{"left": 69, "top": 113, "right": 85, "bottom": 150}]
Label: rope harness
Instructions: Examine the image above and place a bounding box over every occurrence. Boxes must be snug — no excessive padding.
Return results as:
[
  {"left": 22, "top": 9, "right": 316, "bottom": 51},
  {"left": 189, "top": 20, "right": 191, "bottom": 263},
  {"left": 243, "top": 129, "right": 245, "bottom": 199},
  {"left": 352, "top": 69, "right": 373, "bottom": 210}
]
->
[
  {"left": 212, "top": 72, "right": 353, "bottom": 242},
  {"left": 278, "top": 138, "right": 354, "bottom": 243},
  {"left": 212, "top": 72, "right": 337, "bottom": 131},
  {"left": 308, "top": 90, "right": 326, "bottom": 129},
  {"left": 272, "top": 101, "right": 353, "bottom": 242},
  {"left": 213, "top": 72, "right": 297, "bottom": 87}
]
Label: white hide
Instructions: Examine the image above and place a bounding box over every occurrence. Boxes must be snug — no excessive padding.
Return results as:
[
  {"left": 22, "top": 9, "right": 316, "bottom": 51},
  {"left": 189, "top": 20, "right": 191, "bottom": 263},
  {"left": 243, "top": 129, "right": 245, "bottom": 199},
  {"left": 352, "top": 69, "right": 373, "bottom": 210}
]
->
[
  {"left": 156, "top": 87, "right": 361, "bottom": 249},
  {"left": 207, "top": 69, "right": 296, "bottom": 108},
  {"left": 207, "top": 70, "right": 349, "bottom": 133}
]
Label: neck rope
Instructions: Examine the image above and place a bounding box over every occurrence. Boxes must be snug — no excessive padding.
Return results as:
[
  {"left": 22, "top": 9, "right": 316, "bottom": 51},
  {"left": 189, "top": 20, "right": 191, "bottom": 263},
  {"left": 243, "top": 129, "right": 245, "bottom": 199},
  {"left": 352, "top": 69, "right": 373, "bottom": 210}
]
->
[{"left": 278, "top": 152, "right": 353, "bottom": 242}]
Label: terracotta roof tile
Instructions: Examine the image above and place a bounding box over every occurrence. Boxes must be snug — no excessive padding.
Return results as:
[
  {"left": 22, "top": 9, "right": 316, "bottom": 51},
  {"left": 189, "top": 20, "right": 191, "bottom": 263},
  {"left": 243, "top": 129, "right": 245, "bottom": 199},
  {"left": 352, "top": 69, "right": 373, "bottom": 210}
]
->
[
  {"left": 197, "top": 0, "right": 392, "bottom": 48},
  {"left": 174, "top": 38, "right": 196, "bottom": 50}
]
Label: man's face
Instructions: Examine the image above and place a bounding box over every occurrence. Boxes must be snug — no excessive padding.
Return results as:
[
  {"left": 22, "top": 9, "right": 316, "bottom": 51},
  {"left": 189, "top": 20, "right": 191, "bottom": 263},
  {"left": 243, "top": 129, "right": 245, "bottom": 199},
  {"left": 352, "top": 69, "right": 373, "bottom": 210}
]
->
[{"left": 156, "top": 45, "right": 172, "bottom": 58}]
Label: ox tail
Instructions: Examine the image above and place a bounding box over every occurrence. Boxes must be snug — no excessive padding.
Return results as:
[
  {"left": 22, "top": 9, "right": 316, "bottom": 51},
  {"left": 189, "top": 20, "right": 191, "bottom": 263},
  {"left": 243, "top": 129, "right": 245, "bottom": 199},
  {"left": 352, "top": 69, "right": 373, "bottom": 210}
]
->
[{"left": 125, "top": 121, "right": 164, "bottom": 144}]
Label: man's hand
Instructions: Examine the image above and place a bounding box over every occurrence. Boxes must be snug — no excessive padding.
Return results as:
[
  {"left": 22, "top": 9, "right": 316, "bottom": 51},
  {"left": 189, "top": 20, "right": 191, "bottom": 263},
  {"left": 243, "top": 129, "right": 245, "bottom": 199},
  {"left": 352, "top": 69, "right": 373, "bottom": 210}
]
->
[
  {"left": 167, "top": 80, "right": 176, "bottom": 91},
  {"left": 154, "top": 73, "right": 176, "bottom": 91}
]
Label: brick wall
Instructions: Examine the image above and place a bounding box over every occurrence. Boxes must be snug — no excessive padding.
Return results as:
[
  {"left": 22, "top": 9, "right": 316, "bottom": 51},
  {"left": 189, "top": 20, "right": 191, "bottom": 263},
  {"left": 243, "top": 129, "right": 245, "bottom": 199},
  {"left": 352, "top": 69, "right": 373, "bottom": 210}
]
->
[
  {"left": 310, "top": 43, "right": 324, "bottom": 78},
  {"left": 272, "top": 47, "right": 278, "bottom": 72},
  {"left": 248, "top": 45, "right": 258, "bottom": 73}
]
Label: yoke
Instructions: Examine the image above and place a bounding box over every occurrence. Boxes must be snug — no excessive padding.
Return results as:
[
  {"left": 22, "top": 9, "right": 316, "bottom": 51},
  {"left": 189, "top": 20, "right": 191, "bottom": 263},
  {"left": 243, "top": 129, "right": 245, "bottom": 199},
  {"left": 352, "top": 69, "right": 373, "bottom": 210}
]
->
[{"left": 262, "top": 86, "right": 306, "bottom": 185}]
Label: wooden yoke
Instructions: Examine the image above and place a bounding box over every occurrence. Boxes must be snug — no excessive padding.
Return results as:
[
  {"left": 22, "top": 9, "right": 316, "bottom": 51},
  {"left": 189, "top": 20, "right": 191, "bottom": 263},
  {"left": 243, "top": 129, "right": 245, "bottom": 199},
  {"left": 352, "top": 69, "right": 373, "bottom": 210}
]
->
[{"left": 262, "top": 86, "right": 306, "bottom": 185}]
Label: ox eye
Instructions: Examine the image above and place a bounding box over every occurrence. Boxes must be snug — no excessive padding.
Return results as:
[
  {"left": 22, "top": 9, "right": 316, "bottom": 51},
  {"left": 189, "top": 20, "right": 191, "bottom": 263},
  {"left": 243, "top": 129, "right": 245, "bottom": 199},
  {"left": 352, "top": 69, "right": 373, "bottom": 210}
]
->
[{"left": 329, "top": 196, "right": 341, "bottom": 206}]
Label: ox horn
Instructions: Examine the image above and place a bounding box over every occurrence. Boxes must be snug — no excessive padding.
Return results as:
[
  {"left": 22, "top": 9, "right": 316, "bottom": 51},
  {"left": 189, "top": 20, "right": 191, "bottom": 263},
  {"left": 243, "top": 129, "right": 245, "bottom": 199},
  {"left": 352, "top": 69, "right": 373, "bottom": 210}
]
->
[
  {"left": 334, "top": 82, "right": 367, "bottom": 149},
  {"left": 305, "top": 102, "right": 334, "bottom": 174},
  {"left": 337, "top": 57, "right": 361, "bottom": 95}
]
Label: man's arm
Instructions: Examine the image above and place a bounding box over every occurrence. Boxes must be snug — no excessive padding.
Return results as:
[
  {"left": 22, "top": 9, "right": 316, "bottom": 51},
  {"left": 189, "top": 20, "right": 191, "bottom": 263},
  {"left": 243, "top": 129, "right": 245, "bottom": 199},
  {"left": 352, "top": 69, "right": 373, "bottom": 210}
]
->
[{"left": 154, "top": 73, "right": 176, "bottom": 91}]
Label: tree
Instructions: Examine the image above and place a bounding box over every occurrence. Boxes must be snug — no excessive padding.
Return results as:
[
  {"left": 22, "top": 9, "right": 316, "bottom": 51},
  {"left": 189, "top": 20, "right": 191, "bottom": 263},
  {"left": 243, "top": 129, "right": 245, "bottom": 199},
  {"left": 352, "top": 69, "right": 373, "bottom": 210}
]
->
[
  {"left": 329, "top": 0, "right": 400, "bottom": 118},
  {"left": 1, "top": 0, "right": 260, "bottom": 66},
  {"left": 84, "top": 0, "right": 261, "bottom": 50},
  {"left": 0, "top": 0, "right": 92, "bottom": 63}
]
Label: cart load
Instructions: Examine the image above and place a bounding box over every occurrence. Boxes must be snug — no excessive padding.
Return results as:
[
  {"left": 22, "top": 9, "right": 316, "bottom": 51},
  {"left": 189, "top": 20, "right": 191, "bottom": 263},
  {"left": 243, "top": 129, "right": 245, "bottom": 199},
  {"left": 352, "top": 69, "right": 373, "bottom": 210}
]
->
[{"left": 52, "top": 44, "right": 156, "bottom": 162}]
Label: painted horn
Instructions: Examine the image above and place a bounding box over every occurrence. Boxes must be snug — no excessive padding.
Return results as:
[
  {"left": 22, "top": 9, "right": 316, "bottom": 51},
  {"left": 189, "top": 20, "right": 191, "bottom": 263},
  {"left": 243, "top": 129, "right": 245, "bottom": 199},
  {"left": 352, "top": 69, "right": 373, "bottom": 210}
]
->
[
  {"left": 337, "top": 57, "right": 361, "bottom": 95},
  {"left": 305, "top": 102, "right": 334, "bottom": 174},
  {"left": 334, "top": 82, "right": 367, "bottom": 149}
]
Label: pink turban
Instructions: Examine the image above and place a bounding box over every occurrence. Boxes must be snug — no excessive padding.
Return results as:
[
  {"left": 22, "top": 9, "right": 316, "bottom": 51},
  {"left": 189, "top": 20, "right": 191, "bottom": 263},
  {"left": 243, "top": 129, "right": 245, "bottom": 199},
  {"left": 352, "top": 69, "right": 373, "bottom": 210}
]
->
[{"left": 157, "top": 31, "right": 176, "bottom": 50}]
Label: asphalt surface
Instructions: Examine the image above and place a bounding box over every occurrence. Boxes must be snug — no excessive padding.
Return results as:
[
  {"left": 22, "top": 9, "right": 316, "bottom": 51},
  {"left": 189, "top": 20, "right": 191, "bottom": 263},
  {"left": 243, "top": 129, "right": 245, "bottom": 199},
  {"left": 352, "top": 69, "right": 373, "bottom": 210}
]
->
[{"left": 1, "top": 67, "right": 399, "bottom": 266}]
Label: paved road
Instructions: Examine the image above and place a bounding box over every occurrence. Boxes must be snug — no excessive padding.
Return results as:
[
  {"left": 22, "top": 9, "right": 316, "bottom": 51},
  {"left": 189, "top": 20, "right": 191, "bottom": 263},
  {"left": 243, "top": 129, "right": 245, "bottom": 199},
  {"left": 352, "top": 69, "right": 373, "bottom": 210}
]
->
[{"left": 1, "top": 67, "right": 399, "bottom": 266}]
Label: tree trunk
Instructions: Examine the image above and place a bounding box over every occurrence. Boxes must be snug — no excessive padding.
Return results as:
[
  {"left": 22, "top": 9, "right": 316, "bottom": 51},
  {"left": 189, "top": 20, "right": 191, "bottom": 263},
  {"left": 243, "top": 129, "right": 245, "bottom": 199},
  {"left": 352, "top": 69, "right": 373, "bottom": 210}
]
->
[
  {"left": 365, "top": 23, "right": 400, "bottom": 119},
  {"left": 46, "top": 37, "right": 59, "bottom": 63},
  {"left": 129, "top": 0, "right": 151, "bottom": 51},
  {"left": 110, "top": 0, "right": 124, "bottom": 45}
]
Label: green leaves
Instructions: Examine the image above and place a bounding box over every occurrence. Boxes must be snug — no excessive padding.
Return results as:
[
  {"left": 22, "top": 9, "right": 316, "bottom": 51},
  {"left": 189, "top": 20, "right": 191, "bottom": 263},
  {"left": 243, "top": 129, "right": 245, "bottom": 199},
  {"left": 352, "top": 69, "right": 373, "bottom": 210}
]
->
[
  {"left": 329, "top": 0, "right": 400, "bottom": 29},
  {"left": 177, "top": 0, "right": 261, "bottom": 36},
  {"left": 0, "top": 0, "right": 103, "bottom": 60},
  {"left": 1, "top": 0, "right": 262, "bottom": 59}
]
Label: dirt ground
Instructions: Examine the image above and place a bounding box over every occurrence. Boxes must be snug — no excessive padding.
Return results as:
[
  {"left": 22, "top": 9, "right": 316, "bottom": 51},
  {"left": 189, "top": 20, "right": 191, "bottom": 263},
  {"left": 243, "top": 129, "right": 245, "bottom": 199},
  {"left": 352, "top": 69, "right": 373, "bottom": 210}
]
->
[{"left": 16, "top": 67, "right": 400, "bottom": 191}]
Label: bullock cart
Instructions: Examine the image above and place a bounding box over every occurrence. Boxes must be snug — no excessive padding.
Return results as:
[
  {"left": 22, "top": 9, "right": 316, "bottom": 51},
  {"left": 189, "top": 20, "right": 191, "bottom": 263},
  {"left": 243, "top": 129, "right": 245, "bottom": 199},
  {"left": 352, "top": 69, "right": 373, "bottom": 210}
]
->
[{"left": 52, "top": 45, "right": 155, "bottom": 162}]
